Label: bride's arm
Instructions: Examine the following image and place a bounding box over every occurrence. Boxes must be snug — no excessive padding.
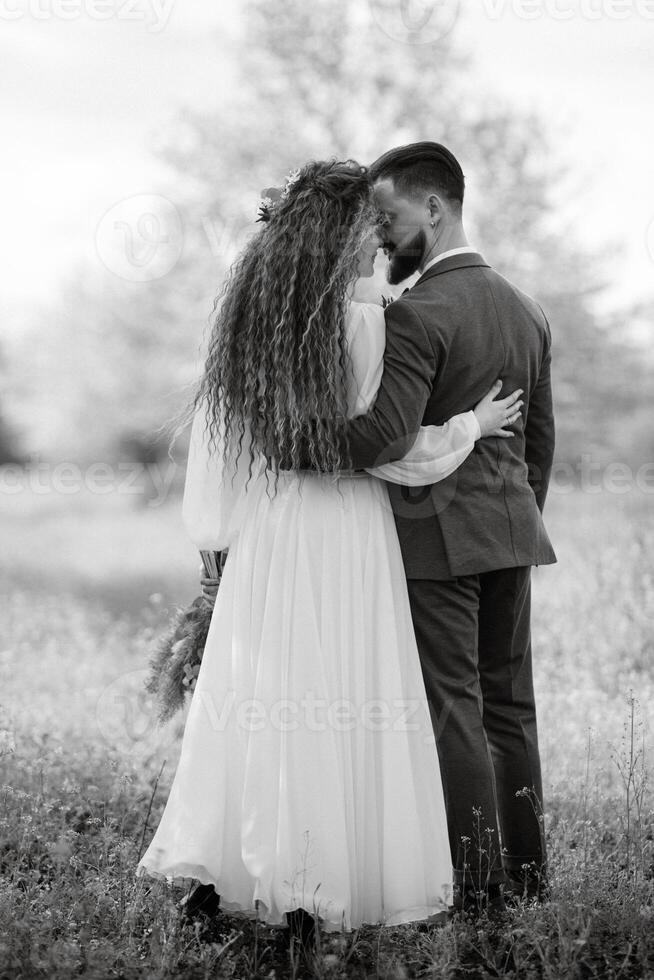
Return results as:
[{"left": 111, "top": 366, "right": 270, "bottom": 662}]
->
[
  {"left": 368, "top": 383, "right": 524, "bottom": 485},
  {"left": 182, "top": 405, "right": 255, "bottom": 551},
  {"left": 366, "top": 411, "right": 480, "bottom": 486}
]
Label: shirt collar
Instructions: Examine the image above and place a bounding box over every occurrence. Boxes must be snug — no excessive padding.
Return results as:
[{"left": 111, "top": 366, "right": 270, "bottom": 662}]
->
[{"left": 420, "top": 246, "right": 478, "bottom": 276}]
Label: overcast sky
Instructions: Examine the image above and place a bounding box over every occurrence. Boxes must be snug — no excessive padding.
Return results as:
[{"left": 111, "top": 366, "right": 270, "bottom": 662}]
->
[{"left": 1, "top": 0, "right": 653, "bottom": 331}]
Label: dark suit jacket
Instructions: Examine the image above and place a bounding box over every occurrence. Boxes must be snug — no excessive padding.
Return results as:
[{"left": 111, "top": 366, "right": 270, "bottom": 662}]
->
[{"left": 343, "top": 252, "right": 556, "bottom": 579}]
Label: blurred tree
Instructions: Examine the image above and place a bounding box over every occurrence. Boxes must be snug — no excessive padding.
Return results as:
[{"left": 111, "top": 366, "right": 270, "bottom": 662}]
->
[
  {"left": 0, "top": 408, "right": 23, "bottom": 465},
  {"left": 19, "top": 0, "right": 649, "bottom": 474},
  {"left": 158, "top": 0, "right": 627, "bottom": 469},
  {"left": 12, "top": 268, "right": 205, "bottom": 465},
  {"left": 0, "top": 345, "right": 25, "bottom": 464}
]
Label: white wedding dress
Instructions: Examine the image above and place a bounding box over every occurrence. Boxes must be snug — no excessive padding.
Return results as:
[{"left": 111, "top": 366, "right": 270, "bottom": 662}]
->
[{"left": 137, "top": 302, "right": 481, "bottom": 930}]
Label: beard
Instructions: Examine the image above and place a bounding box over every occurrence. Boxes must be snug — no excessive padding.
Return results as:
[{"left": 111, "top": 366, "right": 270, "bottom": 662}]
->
[{"left": 385, "top": 229, "right": 427, "bottom": 285}]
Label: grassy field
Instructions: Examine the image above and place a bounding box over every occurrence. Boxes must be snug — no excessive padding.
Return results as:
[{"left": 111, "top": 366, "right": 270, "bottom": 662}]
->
[{"left": 0, "top": 481, "right": 652, "bottom": 978}]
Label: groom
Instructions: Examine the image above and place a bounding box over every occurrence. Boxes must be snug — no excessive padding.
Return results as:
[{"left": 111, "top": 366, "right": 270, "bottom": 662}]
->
[{"left": 343, "top": 142, "right": 555, "bottom": 910}]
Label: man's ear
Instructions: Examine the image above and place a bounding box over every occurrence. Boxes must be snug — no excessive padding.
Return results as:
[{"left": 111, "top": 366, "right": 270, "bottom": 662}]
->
[{"left": 427, "top": 193, "right": 445, "bottom": 220}]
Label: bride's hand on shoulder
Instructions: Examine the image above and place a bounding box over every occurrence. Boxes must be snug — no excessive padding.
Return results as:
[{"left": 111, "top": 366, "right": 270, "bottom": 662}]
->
[{"left": 474, "top": 381, "right": 524, "bottom": 438}]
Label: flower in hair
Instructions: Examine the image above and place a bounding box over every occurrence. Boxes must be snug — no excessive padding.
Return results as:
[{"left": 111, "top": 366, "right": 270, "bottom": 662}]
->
[
  {"left": 256, "top": 168, "right": 305, "bottom": 223},
  {"left": 256, "top": 186, "right": 284, "bottom": 223},
  {"left": 281, "top": 167, "right": 302, "bottom": 199}
]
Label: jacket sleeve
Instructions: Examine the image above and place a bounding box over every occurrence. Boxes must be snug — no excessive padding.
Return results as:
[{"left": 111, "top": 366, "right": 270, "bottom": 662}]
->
[
  {"left": 341, "top": 299, "right": 437, "bottom": 470},
  {"left": 524, "top": 316, "right": 555, "bottom": 511}
]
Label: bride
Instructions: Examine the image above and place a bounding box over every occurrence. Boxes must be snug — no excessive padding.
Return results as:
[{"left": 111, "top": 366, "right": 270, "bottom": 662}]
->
[{"left": 136, "top": 160, "right": 522, "bottom": 936}]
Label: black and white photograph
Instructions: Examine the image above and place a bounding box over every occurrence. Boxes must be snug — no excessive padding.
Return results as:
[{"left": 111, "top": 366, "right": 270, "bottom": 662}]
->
[{"left": 1, "top": 1, "right": 653, "bottom": 976}]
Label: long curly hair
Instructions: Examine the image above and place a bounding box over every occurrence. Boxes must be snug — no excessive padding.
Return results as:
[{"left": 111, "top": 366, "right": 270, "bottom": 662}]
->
[{"left": 187, "top": 159, "right": 375, "bottom": 481}]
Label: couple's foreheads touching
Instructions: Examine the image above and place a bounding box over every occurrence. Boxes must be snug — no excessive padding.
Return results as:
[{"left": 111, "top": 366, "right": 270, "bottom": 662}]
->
[{"left": 258, "top": 141, "right": 469, "bottom": 286}]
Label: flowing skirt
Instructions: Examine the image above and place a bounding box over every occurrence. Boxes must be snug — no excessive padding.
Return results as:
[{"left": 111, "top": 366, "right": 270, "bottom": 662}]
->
[{"left": 137, "top": 470, "right": 451, "bottom": 930}]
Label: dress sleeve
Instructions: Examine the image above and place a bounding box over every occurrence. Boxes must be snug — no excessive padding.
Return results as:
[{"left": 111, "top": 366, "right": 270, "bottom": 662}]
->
[
  {"left": 366, "top": 411, "right": 480, "bottom": 486},
  {"left": 346, "top": 301, "right": 386, "bottom": 417},
  {"left": 347, "top": 302, "right": 481, "bottom": 487},
  {"left": 339, "top": 298, "right": 435, "bottom": 468},
  {"left": 181, "top": 406, "right": 257, "bottom": 551}
]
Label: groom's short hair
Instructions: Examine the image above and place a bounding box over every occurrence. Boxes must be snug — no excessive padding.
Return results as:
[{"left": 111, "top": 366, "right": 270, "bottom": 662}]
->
[{"left": 369, "top": 141, "right": 465, "bottom": 210}]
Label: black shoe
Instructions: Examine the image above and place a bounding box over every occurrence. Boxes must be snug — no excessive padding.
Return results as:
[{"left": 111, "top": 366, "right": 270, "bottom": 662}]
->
[
  {"left": 286, "top": 908, "right": 317, "bottom": 948},
  {"left": 180, "top": 882, "right": 221, "bottom": 920},
  {"left": 452, "top": 883, "right": 507, "bottom": 920}
]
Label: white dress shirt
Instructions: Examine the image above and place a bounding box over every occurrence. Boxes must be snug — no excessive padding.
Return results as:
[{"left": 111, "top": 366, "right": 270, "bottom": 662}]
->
[{"left": 421, "top": 246, "right": 478, "bottom": 276}]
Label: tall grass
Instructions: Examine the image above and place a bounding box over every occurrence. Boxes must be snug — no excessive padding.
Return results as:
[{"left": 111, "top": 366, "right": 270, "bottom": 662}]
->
[{"left": 0, "top": 485, "right": 652, "bottom": 978}]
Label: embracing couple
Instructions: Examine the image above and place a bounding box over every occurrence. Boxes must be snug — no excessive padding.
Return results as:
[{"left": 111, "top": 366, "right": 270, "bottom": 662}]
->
[{"left": 137, "top": 142, "right": 556, "bottom": 935}]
